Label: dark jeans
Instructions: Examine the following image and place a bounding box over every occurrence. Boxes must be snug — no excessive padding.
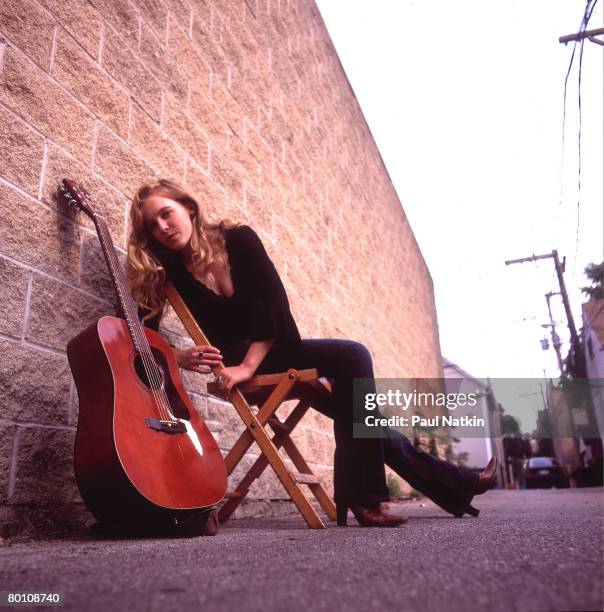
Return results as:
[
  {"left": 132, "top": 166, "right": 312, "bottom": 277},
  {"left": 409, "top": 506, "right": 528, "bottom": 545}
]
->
[{"left": 226, "top": 338, "right": 479, "bottom": 514}]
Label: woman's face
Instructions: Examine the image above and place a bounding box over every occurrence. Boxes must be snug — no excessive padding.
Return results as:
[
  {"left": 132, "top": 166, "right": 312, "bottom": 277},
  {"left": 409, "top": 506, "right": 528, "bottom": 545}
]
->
[{"left": 141, "top": 194, "right": 194, "bottom": 252}]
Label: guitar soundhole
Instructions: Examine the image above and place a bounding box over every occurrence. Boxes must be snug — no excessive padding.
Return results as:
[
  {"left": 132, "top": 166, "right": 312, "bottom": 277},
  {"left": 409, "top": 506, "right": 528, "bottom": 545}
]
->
[
  {"left": 133, "top": 348, "right": 189, "bottom": 419},
  {"left": 134, "top": 352, "right": 164, "bottom": 390}
]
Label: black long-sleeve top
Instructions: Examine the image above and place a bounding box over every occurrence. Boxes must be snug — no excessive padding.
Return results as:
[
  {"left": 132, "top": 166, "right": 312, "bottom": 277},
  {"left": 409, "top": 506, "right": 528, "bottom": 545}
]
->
[{"left": 145, "top": 225, "right": 301, "bottom": 360}]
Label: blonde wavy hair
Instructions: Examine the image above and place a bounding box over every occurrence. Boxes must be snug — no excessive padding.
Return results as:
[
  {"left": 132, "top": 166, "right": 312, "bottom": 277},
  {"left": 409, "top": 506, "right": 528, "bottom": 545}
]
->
[{"left": 127, "top": 178, "right": 237, "bottom": 320}]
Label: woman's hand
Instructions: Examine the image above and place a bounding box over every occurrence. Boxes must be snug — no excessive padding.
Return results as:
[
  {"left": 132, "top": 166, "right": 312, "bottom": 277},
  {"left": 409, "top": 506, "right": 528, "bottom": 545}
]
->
[
  {"left": 174, "top": 345, "right": 222, "bottom": 373},
  {"left": 214, "top": 364, "right": 255, "bottom": 397}
]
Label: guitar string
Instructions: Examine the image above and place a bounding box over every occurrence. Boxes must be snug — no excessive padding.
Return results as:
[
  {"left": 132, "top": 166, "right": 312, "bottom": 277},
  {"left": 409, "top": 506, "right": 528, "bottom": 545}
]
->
[
  {"left": 96, "top": 217, "right": 169, "bottom": 420},
  {"left": 97, "top": 217, "right": 174, "bottom": 422},
  {"left": 106, "top": 221, "right": 173, "bottom": 422},
  {"left": 68, "top": 183, "right": 173, "bottom": 422},
  {"left": 107, "top": 221, "right": 173, "bottom": 422}
]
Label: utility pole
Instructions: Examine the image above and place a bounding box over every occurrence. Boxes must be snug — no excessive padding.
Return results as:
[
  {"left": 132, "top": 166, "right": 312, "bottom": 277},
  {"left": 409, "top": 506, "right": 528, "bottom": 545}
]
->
[
  {"left": 505, "top": 250, "right": 583, "bottom": 374},
  {"left": 559, "top": 26, "right": 604, "bottom": 46},
  {"left": 543, "top": 291, "right": 564, "bottom": 375}
]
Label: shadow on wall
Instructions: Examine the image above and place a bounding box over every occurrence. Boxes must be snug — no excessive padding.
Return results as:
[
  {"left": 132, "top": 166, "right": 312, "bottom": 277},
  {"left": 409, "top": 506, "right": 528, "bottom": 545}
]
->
[{"left": 3, "top": 427, "right": 90, "bottom": 539}]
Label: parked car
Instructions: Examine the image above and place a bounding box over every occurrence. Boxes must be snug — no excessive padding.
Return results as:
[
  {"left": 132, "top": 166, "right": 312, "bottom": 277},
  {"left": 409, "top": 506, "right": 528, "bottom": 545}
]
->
[{"left": 522, "top": 456, "right": 569, "bottom": 489}]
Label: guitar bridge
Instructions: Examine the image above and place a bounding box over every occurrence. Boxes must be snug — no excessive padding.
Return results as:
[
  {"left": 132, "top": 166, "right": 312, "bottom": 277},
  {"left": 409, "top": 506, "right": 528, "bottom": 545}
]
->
[{"left": 145, "top": 418, "right": 187, "bottom": 434}]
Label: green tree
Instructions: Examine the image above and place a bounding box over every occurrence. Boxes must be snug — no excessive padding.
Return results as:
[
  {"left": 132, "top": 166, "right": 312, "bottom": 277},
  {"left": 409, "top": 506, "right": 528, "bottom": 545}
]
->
[
  {"left": 501, "top": 414, "right": 521, "bottom": 435},
  {"left": 581, "top": 261, "right": 604, "bottom": 301},
  {"left": 531, "top": 410, "right": 555, "bottom": 456}
]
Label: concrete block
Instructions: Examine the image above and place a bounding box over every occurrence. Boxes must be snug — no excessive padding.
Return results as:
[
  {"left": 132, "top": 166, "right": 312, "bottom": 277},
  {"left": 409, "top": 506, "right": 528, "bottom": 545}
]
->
[
  {"left": 0, "top": 106, "right": 44, "bottom": 197},
  {"left": 26, "top": 274, "right": 111, "bottom": 352},
  {"left": 42, "top": 144, "right": 128, "bottom": 247},
  {"left": 129, "top": 103, "right": 186, "bottom": 180},
  {"left": 0, "top": 258, "right": 28, "bottom": 338},
  {"left": 101, "top": 27, "right": 162, "bottom": 122},
  {"left": 94, "top": 125, "right": 154, "bottom": 196},
  {"left": 0, "top": 48, "right": 94, "bottom": 165},
  {"left": 0, "top": 424, "right": 16, "bottom": 503},
  {"left": 0, "top": 183, "right": 80, "bottom": 281},
  {"left": 0, "top": 339, "right": 71, "bottom": 424},
  {"left": 36, "top": 0, "right": 101, "bottom": 58},
  {"left": 10, "top": 427, "right": 80, "bottom": 504},
  {"left": 139, "top": 22, "right": 188, "bottom": 105},
  {"left": 52, "top": 30, "right": 129, "bottom": 139}
]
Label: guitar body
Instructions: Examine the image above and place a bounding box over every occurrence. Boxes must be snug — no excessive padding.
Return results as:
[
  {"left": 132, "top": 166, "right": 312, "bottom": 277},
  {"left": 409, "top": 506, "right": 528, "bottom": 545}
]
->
[{"left": 69, "top": 316, "right": 227, "bottom": 529}]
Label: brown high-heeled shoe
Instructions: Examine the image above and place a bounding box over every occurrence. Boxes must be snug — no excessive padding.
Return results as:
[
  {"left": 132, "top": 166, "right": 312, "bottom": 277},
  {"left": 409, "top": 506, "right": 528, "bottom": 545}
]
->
[
  {"left": 474, "top": 455, "right": 497, "bottom": 495},
  {"left": 337, "top": 503, "right": 409, "bottom": 527},
  {"left": 453, "top": 457, "right": 498, "bottom": 518}
]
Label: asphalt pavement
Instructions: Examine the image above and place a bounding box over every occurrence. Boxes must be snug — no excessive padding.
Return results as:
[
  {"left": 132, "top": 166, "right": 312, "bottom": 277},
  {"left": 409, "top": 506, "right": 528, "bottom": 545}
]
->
[{"left": 0, "top": 488, "right": 602, "bottom": 612}]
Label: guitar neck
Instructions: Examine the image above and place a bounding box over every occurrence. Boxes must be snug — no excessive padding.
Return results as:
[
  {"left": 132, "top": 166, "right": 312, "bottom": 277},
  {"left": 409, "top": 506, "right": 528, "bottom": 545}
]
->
[{"left": 93, "top": 215, "right": 145, "bottom": 352}]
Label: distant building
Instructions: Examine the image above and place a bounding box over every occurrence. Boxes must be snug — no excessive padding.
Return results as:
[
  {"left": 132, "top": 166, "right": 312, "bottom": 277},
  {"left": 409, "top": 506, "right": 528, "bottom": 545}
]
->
[
  {"left": 442, "top": 359, "right": 506, "bottom": 486},
  {"left": 544, "top": 382, "right": 582, "bottom": 481},
  {"left": 540, "top": 300, "right": 604, "bottom": 486},
  {"left": 582, "top": 299, "right": 604, "bottom": 441}
]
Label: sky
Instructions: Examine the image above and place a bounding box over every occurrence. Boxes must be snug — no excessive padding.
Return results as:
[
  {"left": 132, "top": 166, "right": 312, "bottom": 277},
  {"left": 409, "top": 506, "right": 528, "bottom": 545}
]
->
[{"left": 315, "top": 0, "right": 603, "bottom": 400}]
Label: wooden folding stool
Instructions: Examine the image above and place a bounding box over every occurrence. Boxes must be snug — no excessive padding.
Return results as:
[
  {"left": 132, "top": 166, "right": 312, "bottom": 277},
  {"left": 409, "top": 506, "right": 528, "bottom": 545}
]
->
[{"left": 165, "top": 281, "right": 337, "bottom": 529}]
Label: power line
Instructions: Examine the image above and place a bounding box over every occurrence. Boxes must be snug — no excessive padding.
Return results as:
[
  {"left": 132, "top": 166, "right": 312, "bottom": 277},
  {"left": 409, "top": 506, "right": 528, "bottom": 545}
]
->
[{"left": 559, "top": 0, "right": 600, "bottom": 276}]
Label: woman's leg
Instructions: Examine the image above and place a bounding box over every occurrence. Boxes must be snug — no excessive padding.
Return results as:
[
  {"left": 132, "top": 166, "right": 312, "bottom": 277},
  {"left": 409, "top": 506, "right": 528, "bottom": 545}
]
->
[
  {"left": 256, "top": 339, "right": 480, "bottom": 516},
  {"left": 382, "top": 430, "right": 479, "bottom": 516},
  {"left": 258, "top": 339, "right": 390, "bottom": 508}
]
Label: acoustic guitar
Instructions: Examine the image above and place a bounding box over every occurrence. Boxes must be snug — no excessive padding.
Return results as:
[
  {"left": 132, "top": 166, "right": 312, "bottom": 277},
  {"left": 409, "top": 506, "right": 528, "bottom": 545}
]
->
[{"left": 61, "top": 179, "right": 227, "bottom": 531}]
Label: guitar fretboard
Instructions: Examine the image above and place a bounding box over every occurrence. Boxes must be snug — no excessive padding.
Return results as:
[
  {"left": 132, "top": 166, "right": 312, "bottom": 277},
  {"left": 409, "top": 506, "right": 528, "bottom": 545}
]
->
[{"left": 94, "top": 215, "right": 146, "bottom": 353}]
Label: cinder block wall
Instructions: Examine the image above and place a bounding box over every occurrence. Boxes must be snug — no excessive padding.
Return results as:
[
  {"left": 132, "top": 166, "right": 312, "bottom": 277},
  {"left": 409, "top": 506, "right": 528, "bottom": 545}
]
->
[{"left": 0, "top": 0, "right": 442, "bottom": 535}]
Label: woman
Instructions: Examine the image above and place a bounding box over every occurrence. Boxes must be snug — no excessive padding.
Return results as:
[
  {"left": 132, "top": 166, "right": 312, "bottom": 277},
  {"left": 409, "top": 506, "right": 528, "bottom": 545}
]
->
[{"left": 127, "top": 178, "right": 496, "bottom": 528}]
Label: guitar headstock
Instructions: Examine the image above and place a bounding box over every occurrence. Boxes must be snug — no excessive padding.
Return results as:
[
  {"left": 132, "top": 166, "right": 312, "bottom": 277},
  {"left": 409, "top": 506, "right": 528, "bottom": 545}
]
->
[{"left": 59, "top": 179, "right": 98, "bottom": 220}]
